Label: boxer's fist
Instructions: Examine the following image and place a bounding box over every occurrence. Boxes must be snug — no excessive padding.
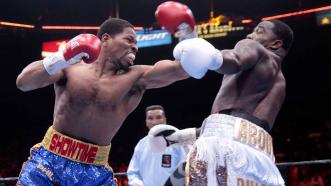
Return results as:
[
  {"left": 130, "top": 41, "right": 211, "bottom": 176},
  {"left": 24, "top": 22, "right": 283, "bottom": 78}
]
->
[
  {"left": 148, "top": 125, "right": 197, "bottom": 148},
  {"left": 155, "top": 1, "right": 196, "bottom": 41},
  {"left": 173, "top": 38, "right": 223, "bottom": 79},
  {"left": 147, "top": 124, "right": 179, "bottom": 153},
  {"left": 63, "top": 34, "right": 101, "bottom": 64},
  {"left": 165, "top": 128, "right": 197, "bottom": 145},
  {"left": 43, "top": 34, "right": 101, "bottom": 75},
  {"left": 148, "top": 124, "right": 178, "bottom": 141}
]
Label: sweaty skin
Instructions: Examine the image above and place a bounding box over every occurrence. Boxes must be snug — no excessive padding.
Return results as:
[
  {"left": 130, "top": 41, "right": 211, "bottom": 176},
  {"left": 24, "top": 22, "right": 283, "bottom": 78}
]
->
[
  {"left": 16, "top": 27, "right": 189, "bottom": 146},
  {"left": 211, "top": 21, "right": 287, "bottom": 129}
]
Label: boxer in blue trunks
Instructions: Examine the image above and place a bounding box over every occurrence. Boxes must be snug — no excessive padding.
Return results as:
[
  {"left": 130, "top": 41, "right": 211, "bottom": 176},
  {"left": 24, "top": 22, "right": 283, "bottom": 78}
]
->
[
  {"left": 15, "top": 15, "right": 197, "bottom": 185},
  {"left": 17, "top": 127, "right": 114, "bottom": 185}
]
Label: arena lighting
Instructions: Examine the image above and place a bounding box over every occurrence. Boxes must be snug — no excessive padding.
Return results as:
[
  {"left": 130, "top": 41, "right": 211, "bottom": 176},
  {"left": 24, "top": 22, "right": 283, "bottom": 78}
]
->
[
  {"left": 241, "top": 19, "right": 253, "bottom": 24},
  {"left": 262, "top": 5, "right": 331, "bottom": 21},
  {"left": 0, "top": 21, "right": 34, "bottom": 28},
  {"left": 3, "top": 5, "right": 331, "bottom": 30},
  {"left": 42, "top": 25, "right": 144, "bottom": 30},
  {"left": 42, "top": 26, "right": 99, "bottom": 30}
]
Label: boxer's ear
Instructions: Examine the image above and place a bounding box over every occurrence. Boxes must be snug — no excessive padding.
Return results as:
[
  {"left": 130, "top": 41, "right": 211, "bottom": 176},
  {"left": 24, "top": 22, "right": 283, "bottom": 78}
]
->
[
  {"left": 101, "top": 33, "right": 111, "bottom": 42},
  {"left": 269, "top": 39, "right": 283, "bottom": 50}
]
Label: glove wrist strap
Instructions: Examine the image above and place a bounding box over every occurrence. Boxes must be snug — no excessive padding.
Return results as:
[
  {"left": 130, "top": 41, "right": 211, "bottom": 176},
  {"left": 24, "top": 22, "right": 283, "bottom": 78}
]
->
[
  {"left": 177, "top": 23, "right": 197, "bottom": 41},
  {"left": 42, "top": 52, "right": 69, "bottom": 75},
  {"left": 43, "top": 52, "right": 87, "bottom": 75},
  {"left": 177, "top": 128, "right": 197, "bottom": 145},
  {"left": 210, "top": 49, "right": 224, "bottom": 71}
]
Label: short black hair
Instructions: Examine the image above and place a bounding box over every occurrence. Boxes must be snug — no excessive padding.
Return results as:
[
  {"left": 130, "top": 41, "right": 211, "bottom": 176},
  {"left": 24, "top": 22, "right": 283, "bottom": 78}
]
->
[
  {"left": 269, "top": 20, "right": 294, "bottom": 50},
  {"left": 145, "top": 105, "right": 166, "bottom": 116},
  {"left": 97, "top": 18, "right": 134, "bottom": 39}
]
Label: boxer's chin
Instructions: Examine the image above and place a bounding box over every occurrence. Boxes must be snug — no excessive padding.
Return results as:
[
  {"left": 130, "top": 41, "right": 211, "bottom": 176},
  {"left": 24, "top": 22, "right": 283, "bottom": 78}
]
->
[{"left": 116, "top": 59, "right": 131, "bottom": 71}]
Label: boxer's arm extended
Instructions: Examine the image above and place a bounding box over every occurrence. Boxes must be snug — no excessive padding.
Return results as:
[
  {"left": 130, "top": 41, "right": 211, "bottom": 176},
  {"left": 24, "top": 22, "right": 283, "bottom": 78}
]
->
[
  {"left": 149, "top": 124, "right": 201, "bottom": 147},
  {"left": 216, "top": 39, "right": 264, "bottom": 74},
  {"left": 134, "top": 1, "right": 195, "bottom": 89},
  {"left": 137, "top": 60, "right": 190, "bottom": 89},
  {"left": 165, "top": 127, "right": 201, "bottom": 145},
  {"left": 173, "top": 38, "right": 267, "bottom": 78}
]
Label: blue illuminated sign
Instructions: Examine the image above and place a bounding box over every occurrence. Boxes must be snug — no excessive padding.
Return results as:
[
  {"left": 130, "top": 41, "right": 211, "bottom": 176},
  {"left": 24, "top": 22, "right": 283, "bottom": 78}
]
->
[{"left": 136, "top": 29, "right": 172, "bottom": 48}]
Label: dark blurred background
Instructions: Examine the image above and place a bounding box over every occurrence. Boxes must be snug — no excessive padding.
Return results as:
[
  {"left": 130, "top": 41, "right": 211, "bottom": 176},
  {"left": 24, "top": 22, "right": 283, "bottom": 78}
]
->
[{"left": 0, "top": 0, "right": 330, "bottom": 185}]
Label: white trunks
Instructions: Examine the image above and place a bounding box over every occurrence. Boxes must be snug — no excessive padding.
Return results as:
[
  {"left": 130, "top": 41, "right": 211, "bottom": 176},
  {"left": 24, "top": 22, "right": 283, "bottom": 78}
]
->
[{"left": 185, "top": 113, "right": 284, "bottom": 186}]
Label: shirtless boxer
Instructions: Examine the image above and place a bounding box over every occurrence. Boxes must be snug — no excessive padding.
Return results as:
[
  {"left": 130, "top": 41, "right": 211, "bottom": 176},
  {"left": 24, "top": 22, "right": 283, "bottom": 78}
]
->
[
  {"left": 155, "top": 19, "right": 294, "bottom": 185},
  {"left": 16, "top": 6, "right": 197, "bottom": 185}
]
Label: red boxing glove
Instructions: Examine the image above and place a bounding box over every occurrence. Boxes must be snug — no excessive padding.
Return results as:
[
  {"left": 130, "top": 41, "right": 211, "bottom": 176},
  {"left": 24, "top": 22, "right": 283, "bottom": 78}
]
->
[
  {"left": 155, "top": 1, "right": 196, "bottom": 34},
  {"left": 43, "top": 34, "right": 101, "bottom": 74},
  {"left": 63, "top": 34, "right": 101, "bottom": 64}
]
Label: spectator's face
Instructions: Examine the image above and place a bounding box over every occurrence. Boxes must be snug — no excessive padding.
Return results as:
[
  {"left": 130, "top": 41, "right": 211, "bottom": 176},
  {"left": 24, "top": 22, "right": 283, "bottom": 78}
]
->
[{"left": 145, "top": 109, "right": 167, "bottom": 129}]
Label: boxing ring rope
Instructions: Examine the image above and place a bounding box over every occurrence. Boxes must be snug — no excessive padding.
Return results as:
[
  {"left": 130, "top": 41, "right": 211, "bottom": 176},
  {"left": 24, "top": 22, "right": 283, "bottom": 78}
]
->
[
  {"left": 1, "top": 159, "right": 330, "bottom": 184},
  {"left": 0, "top": 172, "right": 129, "bottom": 182},
  {"left": 0, "top": 177, "right": 18, "bottom": 182},
  {"left": 276, "top": 159, "right": 331, "bottom": 167}
]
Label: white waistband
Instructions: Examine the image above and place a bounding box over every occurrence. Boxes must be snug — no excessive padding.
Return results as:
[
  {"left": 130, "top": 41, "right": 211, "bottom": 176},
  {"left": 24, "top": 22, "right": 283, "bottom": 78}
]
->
[{"left": 201, "top": 113, "right": 274, "bottom": 160}]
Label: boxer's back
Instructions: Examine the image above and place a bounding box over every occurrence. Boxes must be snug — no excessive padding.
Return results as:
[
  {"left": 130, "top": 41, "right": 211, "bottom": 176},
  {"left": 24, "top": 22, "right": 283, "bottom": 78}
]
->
[{"left": 211, "top": 48, "right": 285, "bottom": 127}]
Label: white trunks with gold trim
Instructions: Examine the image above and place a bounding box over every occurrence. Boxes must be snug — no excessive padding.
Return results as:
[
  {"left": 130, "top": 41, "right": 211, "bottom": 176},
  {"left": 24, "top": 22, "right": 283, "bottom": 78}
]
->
[{"left": 185, "top": 113, "right": 284, "bottom": 186}]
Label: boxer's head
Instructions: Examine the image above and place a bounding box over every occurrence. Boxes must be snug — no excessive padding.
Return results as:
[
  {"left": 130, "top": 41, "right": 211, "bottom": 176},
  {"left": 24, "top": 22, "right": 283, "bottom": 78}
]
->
[
  {"left": 98, "top": 18, "right": 138, "bottom": 71},
  {"left": 247, "top": 20, "right": 293, "bottom": 53},
  {"left": 145, "top": 105, "right": 167, "bottom": 130}
]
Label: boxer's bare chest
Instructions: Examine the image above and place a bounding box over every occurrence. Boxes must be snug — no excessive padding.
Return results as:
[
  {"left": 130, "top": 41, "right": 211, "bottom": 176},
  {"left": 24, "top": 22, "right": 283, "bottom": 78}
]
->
[{"left": 60, "top": 67, "right": 144, "bottom": 112}]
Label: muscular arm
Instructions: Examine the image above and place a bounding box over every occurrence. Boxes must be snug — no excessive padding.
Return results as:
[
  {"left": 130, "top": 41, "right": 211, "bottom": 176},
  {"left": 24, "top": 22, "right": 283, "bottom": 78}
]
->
[
  {"left": 138, "top": 60, "right": 190, "bottom": 89},
  {"left": 217, "top": 39, "right": 265, "bottom": 74},
  {"left": 16, "top": 60, "right": 64, "bottom": 91}
]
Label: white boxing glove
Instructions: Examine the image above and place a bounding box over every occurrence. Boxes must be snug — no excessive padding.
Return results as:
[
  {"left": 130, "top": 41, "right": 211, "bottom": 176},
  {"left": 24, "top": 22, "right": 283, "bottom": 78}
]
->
[
  {"left": 173, "top": 38, "right": 223, "bottom": 79},
  {"left": 147, "top": 124, "right": 179, "bottom": 153},
  {"left": 165, "top": 128, "right": 197, "bottom": 145}
]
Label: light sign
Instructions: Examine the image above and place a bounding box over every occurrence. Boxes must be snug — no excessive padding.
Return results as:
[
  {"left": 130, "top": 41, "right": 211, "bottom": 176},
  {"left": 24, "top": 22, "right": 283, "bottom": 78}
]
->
[
  {"left": 136, "top": 29, "right": 172, "bottom": 48},
  {"left": 316, "top": 10, "right": 331, "bottom": 26},
  {"left": 42, "top": 40, "right": 69, "bottom": 58},
  {"left": 174, "top": 21, "right": 245, "bottom": 39},
  {"left": 196, "top": 22, "right": 244, "bottom": 39},
  {"left": 42, "top": 29, "right": 172, "bottom": 57}
]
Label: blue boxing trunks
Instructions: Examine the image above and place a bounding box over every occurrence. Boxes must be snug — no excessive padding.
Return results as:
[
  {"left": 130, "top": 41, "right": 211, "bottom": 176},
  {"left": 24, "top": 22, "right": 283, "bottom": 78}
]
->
[{"left": 17, "top": 126, "right": 116, "bottom": 186}]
